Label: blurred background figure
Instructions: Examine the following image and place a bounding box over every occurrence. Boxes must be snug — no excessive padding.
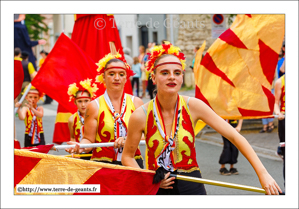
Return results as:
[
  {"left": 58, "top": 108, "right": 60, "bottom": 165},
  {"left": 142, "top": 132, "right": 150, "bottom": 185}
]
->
[
  {"left": 138, "top": 45, "right": 145, "bottom": 63},
  {"left": 190, "top": 46, "right": 200, "bottom": 70},
  {"left": 14, "top": 14, "right": 46, "bottom": 70},
  {"left": 274, "top": 66, "right": 285, "bottom": 191},
  {"left": 146, "top": 42, "right": 156, "bottom": 99},
  {"left": 139, "top": 45, "right": 148, "bottom": 98},
  {"left": 219, "top": 119, "right": 243, "bottom": 175},
  {"left": 17, "top": 51, "right": 37, "bottom": 106},
  {"left": 277, "top": 41, "right": 285, "bottom": 78},
  {"left": 131, "top": 57, "right": 141, "bottom": 97},
  {"left": 123, "top": 47, "right": 133, "bottom": 68},
  {"left": 38, "top": 50, "right": 48, "bottom": 70}
]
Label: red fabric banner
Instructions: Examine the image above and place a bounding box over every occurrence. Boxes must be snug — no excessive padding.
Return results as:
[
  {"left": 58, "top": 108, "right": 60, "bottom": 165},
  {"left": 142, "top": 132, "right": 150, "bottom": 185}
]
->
[
  {"left": 14, "top": 59, "right": 24, "bottom": 99},
  {"left": 14, "top": 149, "right": 160, "bottom": 195},
  {"left": 31, "top": 33, "right": 103, "bottom": 113}
]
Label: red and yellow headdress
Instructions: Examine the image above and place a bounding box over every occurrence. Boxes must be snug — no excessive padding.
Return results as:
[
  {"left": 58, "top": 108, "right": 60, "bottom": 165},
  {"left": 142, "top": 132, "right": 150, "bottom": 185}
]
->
[
  {"left": 67, "top": 78, "right": 98, "bottom": 102},
  {"left": 95, "top": 52, "right": 134, "bottom": 83},
  {"left": 23, "top": 85, "right": 44, "bottom": 101},
  {"left": 145, "top": 41, "right": 186, "bottom": 73}
]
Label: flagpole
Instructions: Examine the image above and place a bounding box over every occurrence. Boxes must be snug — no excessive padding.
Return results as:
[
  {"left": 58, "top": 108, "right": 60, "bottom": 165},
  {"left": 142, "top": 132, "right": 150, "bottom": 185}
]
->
[
  {"left": 63, "top": 153, "right": 92, "bottom": 158},
  {"left": 14, "top": 83, "right": 32, "bottom": 113},
  {"left": 53, "top": 141, "right": 146, "bottom": 150},
  {"left": 170, "top": 174, "right": 266, "bottom": 194}
]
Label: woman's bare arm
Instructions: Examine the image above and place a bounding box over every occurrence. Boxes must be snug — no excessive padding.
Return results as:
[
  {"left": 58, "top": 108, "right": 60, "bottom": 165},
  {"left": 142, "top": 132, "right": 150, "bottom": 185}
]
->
[
  {"left": 122, "top": 106, "right": 146, "bottom": 168},
  {"left": 65, "top": 101, "right": 98, "bottom": 154},
  {"left": 188, "top": 97, "right": 281, "bottom": 195}
]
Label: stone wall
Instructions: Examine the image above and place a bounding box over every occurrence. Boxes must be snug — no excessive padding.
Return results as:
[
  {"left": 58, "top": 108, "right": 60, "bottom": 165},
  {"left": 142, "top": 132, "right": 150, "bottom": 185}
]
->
[{"left": 172, "top": 14, "right": 229, "bottom": 87}]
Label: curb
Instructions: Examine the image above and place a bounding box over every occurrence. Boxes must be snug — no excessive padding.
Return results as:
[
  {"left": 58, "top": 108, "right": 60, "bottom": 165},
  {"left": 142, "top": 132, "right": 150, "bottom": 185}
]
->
[{"left": 196, "top": 135, "right": 282, "bottom": 161}]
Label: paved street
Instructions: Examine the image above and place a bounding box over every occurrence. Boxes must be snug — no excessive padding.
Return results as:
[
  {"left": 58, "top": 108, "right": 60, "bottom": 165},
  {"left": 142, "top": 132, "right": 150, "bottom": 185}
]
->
[{"left": 14, "top": 89, "right": 285, "bottom": 195}]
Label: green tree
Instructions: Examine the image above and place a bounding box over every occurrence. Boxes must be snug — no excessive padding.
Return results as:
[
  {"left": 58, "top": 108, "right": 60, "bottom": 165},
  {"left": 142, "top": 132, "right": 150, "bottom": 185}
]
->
[
  {"left": 228, "top": 14, "right": 237, "bottom": 26},
  {"left": 24, "top": 14, "right": 49, "bottom": 40}
]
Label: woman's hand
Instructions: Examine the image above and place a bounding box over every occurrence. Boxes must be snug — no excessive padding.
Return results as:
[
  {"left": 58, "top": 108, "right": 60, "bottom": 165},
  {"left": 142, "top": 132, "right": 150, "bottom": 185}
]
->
[
  {"left": 65, "top": 141, "right": 84, "bottom": 158},
  {"left": 114, "top": 137, "right": 125, "bottom": 149},
  {"left": 259, "top": 171, "right": 282, "bottom": 195},
  {"left": 235, "top": 127, "right": 241, "bottom": 132},
  {"left": 159, "top": 172, "right": 175, "bottom": 189},
  {"left": 277, "top": 112, "right": 285, "bottom": 120},
  {"left": 15, "top": 102, "right": 21, "bottom": 108},
  {"left": 25, "top": 102, "right": 32, "bottom": 110}
]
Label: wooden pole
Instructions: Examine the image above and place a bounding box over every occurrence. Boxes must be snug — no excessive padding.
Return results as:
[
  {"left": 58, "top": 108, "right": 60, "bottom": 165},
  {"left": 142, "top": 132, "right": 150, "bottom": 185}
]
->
[
  {"left": 109, "top": 42, "right": 117, "bottom": 55},
  {"left": 170, "top": 174, "right": 266, "bottom": 194}
]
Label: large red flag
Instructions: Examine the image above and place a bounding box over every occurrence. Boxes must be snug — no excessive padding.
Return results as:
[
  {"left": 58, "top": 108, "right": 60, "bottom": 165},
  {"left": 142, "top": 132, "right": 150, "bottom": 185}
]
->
[
  {"left": 195, "top": 14, "right": 285, "bottom": 119},
  {"left": 14, "top": 58, "right": 24, "bottom": 99},
  {"left": 31, "top": 33, "right": 105, "bottom": 144},
  {"left": 52, "top": 14, "right": 132, "bottom": 144},
  {"left": 31, "top": 33, "right": 103, "bottom": 112},
  {"left": 72, "top": 14, "right": 132, "bottom": 93},
  {"left": 14, "top": 149, "right": 160, "bottom": 195}
]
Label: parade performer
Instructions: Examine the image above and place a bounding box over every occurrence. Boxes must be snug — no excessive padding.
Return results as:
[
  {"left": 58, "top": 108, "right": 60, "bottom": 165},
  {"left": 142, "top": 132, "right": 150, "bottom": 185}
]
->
[
  {"left": 15, "top": 85, "right": 45, "bottom": 147},
  {"left": 66, "top": 53, "right": 144, "bottom": 167},
  {"left": 274, "top": 72, "right": 285, "bottom": 187},
  {"left": 122, "top": 42, "right": 282, "bottom": 195},
  {"left": 219, "top": 119, "right": 243, "bottom": 175},
  {"left": 67, "top": 78, "right": 98, "bottom": 160}
]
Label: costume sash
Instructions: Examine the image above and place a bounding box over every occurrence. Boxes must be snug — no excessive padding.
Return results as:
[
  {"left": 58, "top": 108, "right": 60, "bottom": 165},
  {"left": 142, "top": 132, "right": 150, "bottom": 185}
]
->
[
  {"left": 28, "top": 107, "right": 40, "bottom": 145},
  {"left": 76, "top": 110, "right": 85, "bottom": 141},
  {"left": 280, "top": 75, "right": 285, "bottom": 113},
  {"left": 152, "top": 94, "right": 181, "bottom": 172},
  {"left": 103, "top": 91, "right": 127, "bottom": 161}
]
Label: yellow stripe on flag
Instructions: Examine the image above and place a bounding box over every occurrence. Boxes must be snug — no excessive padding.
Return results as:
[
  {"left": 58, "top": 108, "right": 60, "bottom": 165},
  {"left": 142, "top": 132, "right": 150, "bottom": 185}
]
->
[
  {"left": 55, "top": 112, "right": 72, "bottom": 123},
  {"left": 194, "top": 120, "right": 206, "bottom": 136}
]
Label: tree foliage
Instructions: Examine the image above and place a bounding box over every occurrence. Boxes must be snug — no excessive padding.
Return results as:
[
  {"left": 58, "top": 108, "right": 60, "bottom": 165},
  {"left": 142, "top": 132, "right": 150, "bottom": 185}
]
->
[
  {"left": 24, "top": 14, "right": 49, "bottom": 40},
  {"left": 228, "top": 14, "right": 237, "bottom": 26}
]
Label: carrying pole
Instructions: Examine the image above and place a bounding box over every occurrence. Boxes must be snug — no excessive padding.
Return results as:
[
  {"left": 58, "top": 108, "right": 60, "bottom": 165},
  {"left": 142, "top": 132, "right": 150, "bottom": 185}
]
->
[{"left": 170, "top": 174, "right": 266, "bottom": 194}]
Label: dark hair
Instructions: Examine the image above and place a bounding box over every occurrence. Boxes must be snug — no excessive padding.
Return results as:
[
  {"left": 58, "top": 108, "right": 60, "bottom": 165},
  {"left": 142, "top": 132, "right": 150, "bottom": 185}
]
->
[
  {"left": 75, "top": 90, "right": 90, "bottom": 98},
  {"left": 105, "top": 58, "right": 126, "bottom": 69},
  {"left": 161, "top": 40, "right": 167, "bottom": 45},
  {"left": 40, "top": 50, "right": 46, "bottom": 54},
  {"left": 14, "top": 48, "right": 21, "bottom": 56},
  {"left": 21, "top": 51, "right": 29, "bottom": 60},
  {"left": 195, "top": 46, "right": 200, "bottom": 51}
]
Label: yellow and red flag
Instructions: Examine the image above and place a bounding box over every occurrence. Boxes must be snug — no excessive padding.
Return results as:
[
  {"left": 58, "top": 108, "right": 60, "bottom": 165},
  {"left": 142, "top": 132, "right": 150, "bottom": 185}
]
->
[
  {"left": 14, "top": 149, "right": 160, "bottom": 195},
  {"left": 195, "top": 14, "right": 284, "bottom": 119}
]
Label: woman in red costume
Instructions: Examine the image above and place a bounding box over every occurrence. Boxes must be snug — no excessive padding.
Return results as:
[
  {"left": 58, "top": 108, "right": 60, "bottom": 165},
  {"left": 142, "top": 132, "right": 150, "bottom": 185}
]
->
[
  {"left": 67, "top": 78, "right": 98, "bottom": 160},
  {"left": 122, "top": 42, "right": 282, "bottom": 195},
  {"left": 66, "top": 53, "right": 144, "bottom": 167}
]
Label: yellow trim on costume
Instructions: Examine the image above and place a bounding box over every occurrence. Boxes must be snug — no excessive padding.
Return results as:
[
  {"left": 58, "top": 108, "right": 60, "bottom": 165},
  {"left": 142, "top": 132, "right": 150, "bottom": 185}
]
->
[
  {"left": 14, "top": 57, "right": 22, "bottom": 61},
  {"left": 28, "top": 62, "right": 35, "bottom": 75},
  {"left": 55, "top": 112, "right": 73, "bottom": 123},
  {"left": 177, "top": 167, "right": 200, "bottom": 173},
  {"left": 134, "top": 155, "right": 143, "bottom": 160},
  {"left": 91, "top": 157, "right": 114, "bottom": 163}
]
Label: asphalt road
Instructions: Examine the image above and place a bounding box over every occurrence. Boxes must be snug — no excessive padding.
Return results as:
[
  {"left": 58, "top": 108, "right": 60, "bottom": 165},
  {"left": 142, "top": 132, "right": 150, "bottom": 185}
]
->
[{"left": 14, "top": 100, "right": 285, "bottom": 195}]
